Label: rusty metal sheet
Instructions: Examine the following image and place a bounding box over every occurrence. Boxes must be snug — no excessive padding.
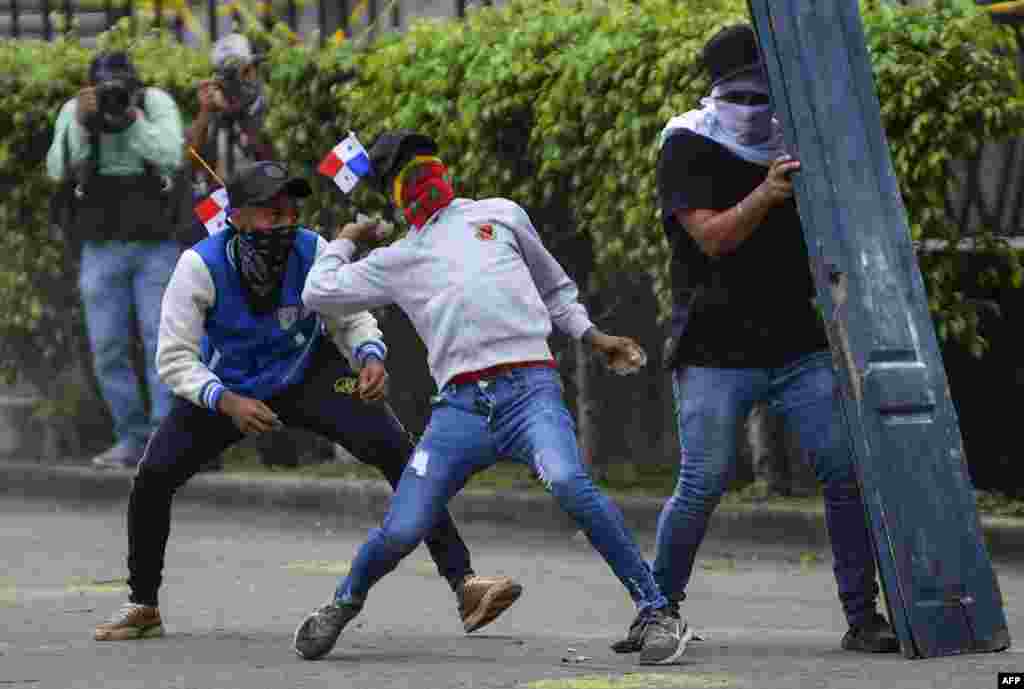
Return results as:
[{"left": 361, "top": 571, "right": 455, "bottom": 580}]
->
[{"left": 747, "top": 0, "right": 1011, "bottom": 658}]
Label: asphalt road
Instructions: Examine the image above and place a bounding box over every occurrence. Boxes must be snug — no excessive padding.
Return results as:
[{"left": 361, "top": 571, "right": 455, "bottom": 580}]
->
[{"left": 3, "top": 496, "right": 1024, "bottom": 689}]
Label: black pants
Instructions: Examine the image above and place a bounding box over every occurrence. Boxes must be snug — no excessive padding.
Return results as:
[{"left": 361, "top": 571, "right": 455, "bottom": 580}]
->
[{"left": 126, "top": 341, "right": 473, "bottom": 606}]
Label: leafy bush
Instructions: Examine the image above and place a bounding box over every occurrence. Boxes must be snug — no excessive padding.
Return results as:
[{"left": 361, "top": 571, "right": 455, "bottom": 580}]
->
[
  {"left": 0, "top": 25, "right": 209, "bottom": 395},
  {"left": 1, "top": 0, "right": 1022, "bottom": 394},
  {"left": 258, "top": 0, "right": 1024, "bottom": 345},
  {"left": 864, "top": 0, "right": 1024, "bottom": 354}
]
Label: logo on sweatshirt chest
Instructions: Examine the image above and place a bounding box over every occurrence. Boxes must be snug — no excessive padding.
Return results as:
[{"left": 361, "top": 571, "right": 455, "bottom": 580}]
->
[
  {"left": 277, "top": 305, "right": 303, "bottom": 331},
  {"left": 474, "top": 223, "right": 495, "bottom": 241}
]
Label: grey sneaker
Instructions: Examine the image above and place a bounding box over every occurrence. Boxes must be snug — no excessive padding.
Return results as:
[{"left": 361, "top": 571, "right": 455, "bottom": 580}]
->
[
  {"left": 91, "top": 443, "right": 144, "bottom": 470},
  {"left": 612, "top": 600, "right": 684, "bottom": 653},
  {"left": 638, "top": 607, "right": 692, "bottom": 665},
  {"left": 612, "top": 608, "right": 653, "bottom": 653},
  {"left": 293, "top": 601, "right": 361, "bottom": 660}
]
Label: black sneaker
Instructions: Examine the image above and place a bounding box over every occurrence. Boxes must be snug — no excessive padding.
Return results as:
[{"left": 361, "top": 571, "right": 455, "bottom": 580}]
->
[
  {"left": 841, "top": 613, "right": 900, "bottom": 653},
  {"left": 293, "top": 601, "right": 362, "bottom": 660},
  {"left": 638, "top": 606, "right": 693, "bottom": 665}
]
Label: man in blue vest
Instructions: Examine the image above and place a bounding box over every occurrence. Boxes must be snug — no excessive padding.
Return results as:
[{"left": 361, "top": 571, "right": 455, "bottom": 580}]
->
[{"left": 93, "top": 160, "right": 521, "bottom": 642}]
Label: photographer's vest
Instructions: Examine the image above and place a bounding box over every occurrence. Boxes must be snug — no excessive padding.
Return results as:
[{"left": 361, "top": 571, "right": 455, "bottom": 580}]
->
[
  {"left": 70, "top": 88, "right": 178, "bottom": 242},
  {"left": 194, "top": 227, "right": 323, "bottom": 401}
]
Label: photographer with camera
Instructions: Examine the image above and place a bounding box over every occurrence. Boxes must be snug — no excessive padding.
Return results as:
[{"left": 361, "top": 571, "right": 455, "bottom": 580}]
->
[
  {"left": 46, "top": 51, "right": 185, "bottom": 470},
  {"left": 186, "top": 33, "right": 274, "bottom": 193}
]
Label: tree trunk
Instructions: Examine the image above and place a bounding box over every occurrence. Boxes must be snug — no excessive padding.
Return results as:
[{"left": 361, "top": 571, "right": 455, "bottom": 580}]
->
[{"left": 574, "top": 336, "right": 602, "bottom": 478}]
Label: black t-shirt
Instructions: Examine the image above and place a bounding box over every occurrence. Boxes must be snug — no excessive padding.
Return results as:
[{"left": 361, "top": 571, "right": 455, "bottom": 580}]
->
[{"left": 658, "top": 129, "right": 828, "bottom": 368}]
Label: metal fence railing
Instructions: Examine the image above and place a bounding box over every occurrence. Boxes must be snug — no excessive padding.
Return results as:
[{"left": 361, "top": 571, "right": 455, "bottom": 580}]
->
[{"left": 1, "top": 0, "right": 496, "bottom": 46}]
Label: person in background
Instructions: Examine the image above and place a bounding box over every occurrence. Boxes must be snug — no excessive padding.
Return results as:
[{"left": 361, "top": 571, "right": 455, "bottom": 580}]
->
[{"left": 46, "top": 51, "right": 184, "bottom": 469}]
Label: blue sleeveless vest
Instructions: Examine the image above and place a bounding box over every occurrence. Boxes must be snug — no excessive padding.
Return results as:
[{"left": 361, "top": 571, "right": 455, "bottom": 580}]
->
[{"left": 193, "top": 227, "right": 322, "bottom": 400}]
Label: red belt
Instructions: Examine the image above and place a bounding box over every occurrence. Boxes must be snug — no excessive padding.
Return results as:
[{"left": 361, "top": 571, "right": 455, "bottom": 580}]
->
[{"left": 447, "top": 360, "right": 557, "bottom": 387}]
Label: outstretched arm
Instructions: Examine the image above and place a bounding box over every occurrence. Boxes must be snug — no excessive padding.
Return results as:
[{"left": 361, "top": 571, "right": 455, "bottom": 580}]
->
[{"left": 302, "top": 223, "right": 396, "bottom": 318}]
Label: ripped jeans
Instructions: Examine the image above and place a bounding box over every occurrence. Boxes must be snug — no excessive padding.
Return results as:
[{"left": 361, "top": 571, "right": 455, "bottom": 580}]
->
[{"left": 334, "top": 366, "right": 668, "bottom": 614}]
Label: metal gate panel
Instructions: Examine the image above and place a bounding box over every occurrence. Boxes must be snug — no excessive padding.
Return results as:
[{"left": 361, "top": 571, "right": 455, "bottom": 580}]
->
[{"left": 748, "top": 0, "right": 1011, "bottom": 658}]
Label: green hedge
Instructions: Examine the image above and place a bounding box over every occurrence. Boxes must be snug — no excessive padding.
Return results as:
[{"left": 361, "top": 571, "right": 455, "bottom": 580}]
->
[{"left": 1, "top": 0, "right": 1023, "bottom": 390}]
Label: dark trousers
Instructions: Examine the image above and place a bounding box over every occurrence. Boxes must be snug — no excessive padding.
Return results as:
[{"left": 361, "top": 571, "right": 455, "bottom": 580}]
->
[{"left": 126, "top": 341, "right": 473, "bottom": 606}]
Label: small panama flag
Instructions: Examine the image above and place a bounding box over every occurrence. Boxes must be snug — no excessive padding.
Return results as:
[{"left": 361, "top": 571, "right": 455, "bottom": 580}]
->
[
  {"left": 318, "top": 132, "right": 372, "bottom": 194},
  {"left": 194, "top": 187, "right": 230, "bottom": 235}
]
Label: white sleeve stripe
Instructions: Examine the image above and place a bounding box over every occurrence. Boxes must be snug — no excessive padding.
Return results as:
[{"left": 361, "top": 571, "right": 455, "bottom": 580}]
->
[
  {"left": 200, "top": 380, "right": 221, "bottom": 410},
  {"left": 356, "top": 341, "right": 387, "bottom": 362}
]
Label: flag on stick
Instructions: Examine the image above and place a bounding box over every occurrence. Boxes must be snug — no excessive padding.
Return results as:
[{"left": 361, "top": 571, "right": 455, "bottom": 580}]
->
[
  {"left": 194, "top": 187, "right": 230, "bottom": 235},
  {"left": 318, "top": 132, "right": 372, "bottom": 194}
]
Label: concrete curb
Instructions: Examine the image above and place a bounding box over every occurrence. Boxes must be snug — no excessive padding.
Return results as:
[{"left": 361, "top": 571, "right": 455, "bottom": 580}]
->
[{"left": 4, "top": 459, "right": 1024, "bottom": 562}]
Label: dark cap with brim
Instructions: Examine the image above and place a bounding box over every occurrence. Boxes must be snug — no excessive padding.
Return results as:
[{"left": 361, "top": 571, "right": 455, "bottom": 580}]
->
[
  {"left": 703, "top": 23, "right": 766, "bottom": 88},
  {"left": 226, "top": 161, "right": 312, "bottom": 208},
  {"left": 367, "top": 130, "right": 439, "bottom": 194},
  {"left": 89, "top": 51, "right": 140, "bottom": 86}
]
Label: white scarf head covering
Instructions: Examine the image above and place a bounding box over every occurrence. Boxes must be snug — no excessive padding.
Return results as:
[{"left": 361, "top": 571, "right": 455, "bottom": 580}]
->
[{"left": 658, "top": 74, "right": 784, "bottom": 166}]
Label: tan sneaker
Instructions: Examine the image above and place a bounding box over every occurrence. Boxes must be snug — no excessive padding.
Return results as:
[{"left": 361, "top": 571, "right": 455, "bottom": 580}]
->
[
  {"left": 456, "top": 575, "right": 523, "bottom": 633},
  {"left": 94, "top": 603, "right": 164, "bottom": 641}
]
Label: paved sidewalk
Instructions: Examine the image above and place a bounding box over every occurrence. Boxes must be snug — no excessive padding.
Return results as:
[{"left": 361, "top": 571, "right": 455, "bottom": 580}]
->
[{"left": 4, "top": 459, "right": 1024, "bottom": 563}]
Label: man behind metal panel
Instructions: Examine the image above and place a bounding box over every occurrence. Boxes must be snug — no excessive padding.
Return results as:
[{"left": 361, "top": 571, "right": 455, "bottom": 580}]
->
[{"left": 619, "top": 24, "right": 899, "bottom": 655}]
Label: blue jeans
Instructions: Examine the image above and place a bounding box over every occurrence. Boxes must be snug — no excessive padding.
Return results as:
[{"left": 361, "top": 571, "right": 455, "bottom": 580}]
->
[
  {"left": 653, "top": 351, "right": 880, "bottom": 627},
  {"left": 335, "top": 367, "right": 668, "bottom": 614},
  {"left": 79, "top": 240, "right": 181, "bottom": 449}
]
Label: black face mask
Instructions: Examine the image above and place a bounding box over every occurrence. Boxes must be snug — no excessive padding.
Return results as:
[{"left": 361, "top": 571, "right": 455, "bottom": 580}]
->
[{"left": 233, "top": 224, "right": 298, "bottom": 314}]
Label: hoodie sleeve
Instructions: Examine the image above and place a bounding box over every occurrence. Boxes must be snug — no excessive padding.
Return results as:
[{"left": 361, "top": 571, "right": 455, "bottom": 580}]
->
[
  {"left": 302, "top": 237, "right": 396, "bottom": 317},
  {"left": 127, "top": 87, "right": 185, "bottom": 173},
  {"left": 311, "top": 236, "right": 387, "bottom": 370},
  {"left": 496, "top": 200, "right": 595, "bottom": 340},
  {"left": 46, "top": 99, "right": 92, "bottom": 181}
]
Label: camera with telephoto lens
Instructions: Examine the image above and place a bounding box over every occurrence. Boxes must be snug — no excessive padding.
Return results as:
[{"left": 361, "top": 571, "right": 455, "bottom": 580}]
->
[
  {"left": 214, "top": 59, "right": 262, "bottom": 120},
  {"left": 215, "top": 61, "right": 244, "bottom": 105},
  {"left": 94, "top": 77, "right": 138, "bottom": 133}
]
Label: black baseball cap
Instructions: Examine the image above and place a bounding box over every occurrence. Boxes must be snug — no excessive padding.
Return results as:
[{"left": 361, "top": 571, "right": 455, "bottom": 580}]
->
[
  {"left": 702, "top": 24, "right": 766, "bottom": 87},
  {"left": 367, "top": 130, "right": 438, "bottom": 194},
  {"left": 89, "top": 51, "right": 140, "bottom": 86},
  {"left": 226, "top": 161, "right": 312, "bottom": 208}
]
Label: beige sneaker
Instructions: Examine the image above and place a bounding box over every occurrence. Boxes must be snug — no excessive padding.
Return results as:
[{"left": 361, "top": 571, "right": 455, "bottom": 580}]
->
[
  {"left": 94, "top": 603, "right": 164, "bottom": 641},
  {"left": 457, "top": 575, "right": 523, "bottom": 633}
]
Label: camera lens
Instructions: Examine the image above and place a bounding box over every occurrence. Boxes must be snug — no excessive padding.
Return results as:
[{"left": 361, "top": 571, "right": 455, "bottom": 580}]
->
[
  {"left": 100, "top": 81, "right": 129, "bottom": 114},
  {"left": 95, "top": 79, "right": 136, "bottom": 132}
]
